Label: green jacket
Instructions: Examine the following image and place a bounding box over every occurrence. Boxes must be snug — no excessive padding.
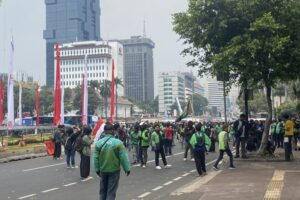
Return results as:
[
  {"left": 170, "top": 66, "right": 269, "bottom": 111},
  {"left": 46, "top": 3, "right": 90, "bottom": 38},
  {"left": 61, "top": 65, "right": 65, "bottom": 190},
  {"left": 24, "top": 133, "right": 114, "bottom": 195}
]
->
[
  {"left": 151, "top": 131, "right": 163, "bottom": 147},
  {"left": 189, "top": 131, "right": 211, "bottom": 149},
  {"left": 275, "top": 122, "right": 283, "bottom": 135},
  {"left": 130, "top": 131, "right": 140, "bottom": 145},
  {"left": 218, "top": 131, "right": 229, "bottom": 150},
  {"left": 215, "top": 125, "right": 222, "bottom": 135},
  {"left": 93, "top": 134, "right": 131, "bottom": 173},
  {"left": 140, "top": 129, "right": 150, "bottom": 147},
  {"left": 82, "top": 135, "right": 92, "bottom": 156}
]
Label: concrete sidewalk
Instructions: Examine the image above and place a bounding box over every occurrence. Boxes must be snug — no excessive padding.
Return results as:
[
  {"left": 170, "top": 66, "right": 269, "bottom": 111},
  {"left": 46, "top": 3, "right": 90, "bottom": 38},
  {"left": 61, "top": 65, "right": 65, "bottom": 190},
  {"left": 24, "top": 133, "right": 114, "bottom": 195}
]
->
[{"left": 169, "top": 148, "right": 300, "bottom": 200}]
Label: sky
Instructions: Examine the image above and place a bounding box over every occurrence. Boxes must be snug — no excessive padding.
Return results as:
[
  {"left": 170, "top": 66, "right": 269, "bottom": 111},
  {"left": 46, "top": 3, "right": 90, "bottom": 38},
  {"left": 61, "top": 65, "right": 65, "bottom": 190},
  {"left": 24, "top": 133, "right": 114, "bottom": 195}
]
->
[{"left": 0, "top": 0, "right": 198, "bottom": 94}]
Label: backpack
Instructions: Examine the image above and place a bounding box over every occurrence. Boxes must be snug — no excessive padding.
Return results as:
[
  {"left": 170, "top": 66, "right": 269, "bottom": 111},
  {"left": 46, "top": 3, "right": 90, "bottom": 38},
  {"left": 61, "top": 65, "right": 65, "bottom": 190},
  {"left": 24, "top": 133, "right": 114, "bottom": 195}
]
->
[
  {"left": 65, "top": 135, "right": 75, "bottom": 150},
  {"left": 194, "top": 132, "right": 206, "bottom": 153},
  {"left": 74, "top": 134, "right": 84, "bottom": 153}
]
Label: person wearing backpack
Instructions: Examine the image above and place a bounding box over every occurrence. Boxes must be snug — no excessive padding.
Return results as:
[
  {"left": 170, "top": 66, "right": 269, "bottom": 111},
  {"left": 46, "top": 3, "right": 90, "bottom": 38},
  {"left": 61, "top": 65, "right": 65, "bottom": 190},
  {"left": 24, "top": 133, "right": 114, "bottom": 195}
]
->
[
  {"left": 53, "top": 125, "right": 65, "bottom": 160},
  {"left": 64, "top": 126, "right": 78, "bottom": 168},
  {"left": 190, "top": 123, "right": 209, "bottom": 177},
  {"left": 80, "top": 126, "right": 93, "bottom": 180},
  {"left": 213, "top": 124, "right": 235, "bottom": 170},
  {"left": 94, "top": 122, "right": 131, "bottom": 200}
]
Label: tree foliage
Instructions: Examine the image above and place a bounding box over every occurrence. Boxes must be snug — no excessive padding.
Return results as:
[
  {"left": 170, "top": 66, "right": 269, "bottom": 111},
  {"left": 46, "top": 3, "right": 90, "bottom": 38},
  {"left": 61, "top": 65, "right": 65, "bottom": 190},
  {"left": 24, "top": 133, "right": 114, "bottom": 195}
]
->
[
  {"left": 237, "top": 92, "right": 268, "bottom": 114},
  {"left": 173, "top": 0, "right": 300, "bottom": 154}
]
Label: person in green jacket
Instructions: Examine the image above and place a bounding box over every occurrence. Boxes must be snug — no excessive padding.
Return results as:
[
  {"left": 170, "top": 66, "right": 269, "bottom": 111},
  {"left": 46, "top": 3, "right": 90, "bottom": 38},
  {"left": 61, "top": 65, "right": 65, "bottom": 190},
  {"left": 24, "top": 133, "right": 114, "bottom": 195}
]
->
[
  {"left": 189, "top": 123, "right": 208, "bottom": 176},
  {"left": 139, "top": 123, "right": 150, "bottom": 168},
  {"left": 213, "top": 124, "right": 235, "bottom": 170},
  {"left": 151, "top": 124, "right": 172, "bottom": 170},
  {"left": 130, "top": 125, "right": 141, "bottom": 164},
  {"left": 94, "top": 122, "right": 131, "bottom": 200}
]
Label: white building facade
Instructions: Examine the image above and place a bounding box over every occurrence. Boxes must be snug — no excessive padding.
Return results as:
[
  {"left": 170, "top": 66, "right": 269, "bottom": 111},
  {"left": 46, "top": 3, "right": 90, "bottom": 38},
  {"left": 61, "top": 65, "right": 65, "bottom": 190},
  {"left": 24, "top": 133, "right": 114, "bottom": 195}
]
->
[
  {"left": 205, "top": 78, "right": 224, "bottom": 111},
  {"left": 158, "top": 71, "right": 196, "bottom": 115},
  {"left": 54, "top": 41, "right": 124, "bottom": 96}
]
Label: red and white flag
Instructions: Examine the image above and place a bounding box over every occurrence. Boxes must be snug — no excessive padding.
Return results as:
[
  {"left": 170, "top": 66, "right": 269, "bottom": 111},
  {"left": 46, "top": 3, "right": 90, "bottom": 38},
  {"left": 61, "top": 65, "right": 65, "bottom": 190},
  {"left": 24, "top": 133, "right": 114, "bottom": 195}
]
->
[
  {"left": 53, "top": 44, "right": 61, "bottom": 126},
  {"left": 82, "top": 54, "right": 88, "bottom": 125},
  {"left": 7, "top": 37, "right": 14, "bottom": 129},
  {"left": 110, "top": 59, "right": 115, "bottom": 123},
  {"left": 0, "top": 78, "right": 4, "bottom": 126},
  {"left": 93, "top": 118, "right": 105, "bottom": 142}
]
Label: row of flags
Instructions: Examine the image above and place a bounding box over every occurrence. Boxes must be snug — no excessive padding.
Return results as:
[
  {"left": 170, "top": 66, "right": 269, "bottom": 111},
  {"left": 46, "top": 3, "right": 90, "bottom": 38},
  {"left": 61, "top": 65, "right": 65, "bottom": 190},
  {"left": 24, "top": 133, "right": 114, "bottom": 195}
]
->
[{"left": 0, "top": 41, "right": 116, "bottom": 129}]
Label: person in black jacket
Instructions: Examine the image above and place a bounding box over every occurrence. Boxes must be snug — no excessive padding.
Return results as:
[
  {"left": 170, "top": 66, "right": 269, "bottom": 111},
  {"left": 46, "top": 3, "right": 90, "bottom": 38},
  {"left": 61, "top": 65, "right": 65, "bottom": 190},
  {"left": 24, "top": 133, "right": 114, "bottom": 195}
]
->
[
  {"left": 53, "top": 125, "right": 64, "bottom": 160},
  {"left": 65, "top": 126, "right": 79, "bottom": 168},
  {"left": 233, "top": 114, "right": 249, "bottom": 159},
  {"left": 183, "top": 121, "right": 195, "bottom": 161}
]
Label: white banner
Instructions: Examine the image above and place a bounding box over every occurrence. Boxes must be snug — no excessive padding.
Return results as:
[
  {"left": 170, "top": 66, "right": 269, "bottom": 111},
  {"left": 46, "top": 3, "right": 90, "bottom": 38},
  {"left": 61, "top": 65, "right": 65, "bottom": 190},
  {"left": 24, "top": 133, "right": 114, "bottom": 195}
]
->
[{"left": 7, "top": 37, "right": 14, "bottom": 129}]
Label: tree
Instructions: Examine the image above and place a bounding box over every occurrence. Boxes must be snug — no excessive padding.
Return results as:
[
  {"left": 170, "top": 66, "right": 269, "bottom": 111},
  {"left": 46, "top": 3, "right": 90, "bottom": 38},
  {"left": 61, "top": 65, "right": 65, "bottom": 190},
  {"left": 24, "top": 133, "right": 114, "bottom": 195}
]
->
[
  {"left": 114, "top": 77, "right": 124, "bottom": 120},
  {"left": 73, "top": 84, "right": 101, "bottom": 115},
  {"left": 64, "top": 88, "right": 73, "bottom": 113},
  {"left": 99, "top": 80, "right": 111, "bottom": 120},
  {"left": 39, "top": 86, "right": 54, "bottom": 115},
  {"left": 173, "top": 0, "right": 300, "bottom": 154},
  {"left": 237, "top": 92, "right": 268, "bottom": 115},
  {"left": 192, "top": 93, "right": 208, "bottom": 116}
]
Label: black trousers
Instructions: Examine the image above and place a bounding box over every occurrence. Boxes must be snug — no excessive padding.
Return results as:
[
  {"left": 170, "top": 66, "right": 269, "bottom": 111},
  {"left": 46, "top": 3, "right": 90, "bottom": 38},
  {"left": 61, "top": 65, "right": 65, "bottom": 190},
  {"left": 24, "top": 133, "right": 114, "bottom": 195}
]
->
[
  {"left": 235, "top": 137, "right": 246, "bottom": 157},
  {"left": 184, "top": 141, "right": 194, "bottom": 159},
  {"left": 155, "top": 148, "right": 167, "bottom": 166},
  {"left": 214, "top": 148, "right": 234, "bottom": 168},
  {"left": 100, "top": 171, "right": 120, "bottom": 200},
  {"left": 80, "top": 154, "right": 90, "bottom": 178},
  {"left": 53, "top": 142, "right": 61, "bottom": 158},
  {"left": 194, "top": 150, "right": 206, "bottom": 175},
  {"left": 275, "top": 134, "right": 284, "bottom": 148},
  {"left": 140, "top": 146, "right": 148, "bottom": 165}
]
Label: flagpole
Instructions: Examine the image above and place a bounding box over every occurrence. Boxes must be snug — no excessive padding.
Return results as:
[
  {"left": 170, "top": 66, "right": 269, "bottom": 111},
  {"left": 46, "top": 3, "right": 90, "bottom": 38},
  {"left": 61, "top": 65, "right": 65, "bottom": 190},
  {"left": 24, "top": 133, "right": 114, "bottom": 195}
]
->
[
  {"left": 110, "top": 59, "right": 115, "bottom": 123},
  {"left": 82, "top": 54, "right": 88, "bottom": 125},
  {"left": 35, "top": 82, "right": 40, "bottom": 135},
  {"left": 61, "top": 77, "right": 64, "bottom": 125},
  {"left": 18, "top": 83, "right": 22, "bottom": 126},
  {"left": 7, "top": 36, "right": 14, "bottom": 130}
]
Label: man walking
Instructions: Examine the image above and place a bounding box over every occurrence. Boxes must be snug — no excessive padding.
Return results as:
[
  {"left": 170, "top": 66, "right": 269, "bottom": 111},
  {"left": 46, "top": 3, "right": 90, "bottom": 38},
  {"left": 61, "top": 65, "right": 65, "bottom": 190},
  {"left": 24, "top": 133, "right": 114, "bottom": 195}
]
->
[
  {"left": 234, "top": 114, "right": 249, "bottom": 159},
  {"left": 94, "top": 123, "right": 131, "bottom": 200}
]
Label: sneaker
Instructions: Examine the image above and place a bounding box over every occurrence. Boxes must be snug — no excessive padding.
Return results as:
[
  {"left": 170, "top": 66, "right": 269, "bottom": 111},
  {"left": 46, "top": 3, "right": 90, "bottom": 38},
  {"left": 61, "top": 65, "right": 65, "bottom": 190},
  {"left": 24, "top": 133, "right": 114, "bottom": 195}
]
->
[
  {"left": 71, "top": 165, "right": 78, "bottom": 169},
  {"left": 142, "top": 165, "right": 146, "bottom": 168},
  {"left": 183, "top": 158, "right": 187, "bottom": 161},
  {"left": 203, "top": 172, "right": 207, "bottom": 176},
  {"left": 164, "top": 164, "right": 172, "bottom": 169},
  {"left": 156, "top": 166, "right": 162, "bottom": 170},
  {"left": 229, "top": 166, "right": 236, "bottom": 170},
  {"left": 66, "top": 165, "right": 71, "bottom": 169},
  {"left": 213, "top": 166, "right": 219, "bottom": 170},
  {"left": 191, "top": 158, "right": 195, "bottom": 161}
]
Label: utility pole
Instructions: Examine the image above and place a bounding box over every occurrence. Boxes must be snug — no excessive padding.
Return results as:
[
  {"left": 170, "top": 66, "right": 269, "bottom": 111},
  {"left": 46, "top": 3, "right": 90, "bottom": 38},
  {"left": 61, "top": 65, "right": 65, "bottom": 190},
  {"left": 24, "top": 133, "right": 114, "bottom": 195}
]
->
[{"left": 223, "top": 80, "right": 227, "bottom": 123}]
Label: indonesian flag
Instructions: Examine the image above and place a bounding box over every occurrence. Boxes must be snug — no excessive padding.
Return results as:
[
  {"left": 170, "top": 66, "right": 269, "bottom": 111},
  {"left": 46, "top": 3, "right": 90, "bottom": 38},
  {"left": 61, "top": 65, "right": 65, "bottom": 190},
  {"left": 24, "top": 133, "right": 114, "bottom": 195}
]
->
[
  {"left": 82, "top": 54, "right": 88, "bottom": 125},
  {"left": 93, "top": 118, "right": 105, "bottom": 142},
  {"left": 35, "top": 82, "right": 40, "bottom": 127},
  {"left": 53, "top": 44, "right": 61, "bottom": 126},
  {"left": 110, "top": 59, "right": 115, "bottom": 123},
  {"left": 0, "top": 79, "right": 4, "bottom": 126},
  {"left": 7, "top": 37, "right": 14, "bottom": 129}
]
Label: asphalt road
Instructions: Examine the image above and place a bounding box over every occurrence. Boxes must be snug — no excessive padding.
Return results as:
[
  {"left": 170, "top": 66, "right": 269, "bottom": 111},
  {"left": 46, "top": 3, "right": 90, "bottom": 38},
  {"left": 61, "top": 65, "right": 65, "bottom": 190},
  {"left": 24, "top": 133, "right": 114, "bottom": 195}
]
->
[{"left": 0, "top": 142, "right": 221, "bottom": 200}]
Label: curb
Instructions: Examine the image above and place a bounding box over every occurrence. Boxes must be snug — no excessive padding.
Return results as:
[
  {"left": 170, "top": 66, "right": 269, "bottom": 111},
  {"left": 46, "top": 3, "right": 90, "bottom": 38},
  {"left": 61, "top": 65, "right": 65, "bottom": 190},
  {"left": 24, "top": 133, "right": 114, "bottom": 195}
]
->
[{"left": 0, "top": 152, "right": 48, "bottom": 163}]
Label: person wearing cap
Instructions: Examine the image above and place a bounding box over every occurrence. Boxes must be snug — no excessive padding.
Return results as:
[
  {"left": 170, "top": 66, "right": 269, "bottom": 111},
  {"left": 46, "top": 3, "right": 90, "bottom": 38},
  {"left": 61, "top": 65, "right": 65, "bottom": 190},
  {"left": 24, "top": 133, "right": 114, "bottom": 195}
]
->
[
  {"left": 94, "top": 122, "right": 131, "bottom": 200},
  {"left": 213, "top": 124, "right": 235, "bottom": 170},
  {"left": 80, "top": 126, "right": 93, "bottom": 180}
]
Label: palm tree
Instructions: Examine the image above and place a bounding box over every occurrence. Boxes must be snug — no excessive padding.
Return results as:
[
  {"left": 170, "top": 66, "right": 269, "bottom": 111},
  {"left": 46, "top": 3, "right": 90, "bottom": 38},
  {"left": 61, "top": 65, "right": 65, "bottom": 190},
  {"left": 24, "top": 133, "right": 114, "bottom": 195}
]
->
[
  {"left": 99, "top": 80, "right": 111, "bottom": 120},
  {"left": 114, "top": 77, "right": 124, "bottom": 120}
]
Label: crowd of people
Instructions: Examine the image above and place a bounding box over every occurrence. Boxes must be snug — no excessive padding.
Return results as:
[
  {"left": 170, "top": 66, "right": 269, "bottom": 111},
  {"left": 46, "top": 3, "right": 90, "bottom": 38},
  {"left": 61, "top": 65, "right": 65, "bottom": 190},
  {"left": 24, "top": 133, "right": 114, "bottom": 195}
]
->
[{"left": 50, "top": 113, "right": 300, "bottom": 200}]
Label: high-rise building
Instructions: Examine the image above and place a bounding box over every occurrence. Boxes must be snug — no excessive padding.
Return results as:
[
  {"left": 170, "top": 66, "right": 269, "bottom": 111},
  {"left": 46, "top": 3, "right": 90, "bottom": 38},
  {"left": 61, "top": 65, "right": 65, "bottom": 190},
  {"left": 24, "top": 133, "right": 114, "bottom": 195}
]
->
[
  {"left": 205, "top": 78, "right": 224, "bottom": 111},
  {"left": 158, "top": 71, "right": 196, "bottom": 115},
  {"left": 55, "top": 41, "right": 124, "bottom": 96},
  {"left": 44, "top": 0, "right": 101, "bottom": 87},
  {"left": 119, "top": 36, "right": 155, "bottom": 102}
]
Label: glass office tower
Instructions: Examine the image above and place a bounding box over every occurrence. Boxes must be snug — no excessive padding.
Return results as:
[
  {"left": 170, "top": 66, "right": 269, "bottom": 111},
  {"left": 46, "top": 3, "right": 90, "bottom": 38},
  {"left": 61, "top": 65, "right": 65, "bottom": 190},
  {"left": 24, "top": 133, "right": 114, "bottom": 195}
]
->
[{"left": 43, "top": 0, "right": 101, "bottom": 87}]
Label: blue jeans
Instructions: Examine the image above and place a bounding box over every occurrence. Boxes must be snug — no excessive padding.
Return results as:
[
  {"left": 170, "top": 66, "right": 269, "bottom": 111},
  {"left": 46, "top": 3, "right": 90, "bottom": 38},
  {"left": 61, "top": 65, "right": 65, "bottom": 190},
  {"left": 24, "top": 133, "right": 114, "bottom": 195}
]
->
[
  {"left": 65, "top": 148, "right": 76, "bottom": 166},
  {"left": 100, "top": 171, "right": 120, "bottom": 200}
]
